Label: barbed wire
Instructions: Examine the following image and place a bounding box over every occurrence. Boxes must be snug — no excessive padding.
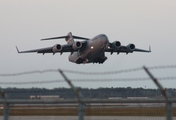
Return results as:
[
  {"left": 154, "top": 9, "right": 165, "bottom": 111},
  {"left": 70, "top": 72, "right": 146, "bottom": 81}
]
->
[
  {"left": 0, "top": 65, "right": 176, "bottom": 77},
  {"left": 63, "top": 65, "right": 176, "bottom": 75},
  {"left": 148, "top": 65, "right": 176, "bottom": 70},
  {"left": 0, "top": 76, "right": 176, "bottom": 85},
  {"left": 63, "top": 67, "right": 143, "bottom": 75},
  {"left": 0, "top": 69, "right": 58, "bottom": 77}
]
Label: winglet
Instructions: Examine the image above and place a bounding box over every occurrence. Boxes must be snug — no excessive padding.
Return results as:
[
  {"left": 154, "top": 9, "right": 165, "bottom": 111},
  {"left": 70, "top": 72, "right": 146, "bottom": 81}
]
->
[
  {"left": 16, "top": 46, "right": 21, "bottom": 53},
  {"left": 149, "top": 46, "right": 151, "bottom": 52}
]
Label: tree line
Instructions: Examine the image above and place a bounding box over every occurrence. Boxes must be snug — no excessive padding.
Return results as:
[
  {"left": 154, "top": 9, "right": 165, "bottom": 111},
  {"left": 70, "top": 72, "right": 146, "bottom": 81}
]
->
[{"left": 1, "top": 87, "right": 176, "bottom": 99}]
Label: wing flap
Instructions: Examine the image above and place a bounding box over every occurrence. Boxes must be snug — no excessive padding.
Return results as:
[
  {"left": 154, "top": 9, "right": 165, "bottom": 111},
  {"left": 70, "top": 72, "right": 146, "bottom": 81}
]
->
[
  {"left": 16, "top": 46, "right": 53, "bottom": 53},
  {"left": 105, "top": 45, "right": 151, "bottom": 54},
  {"left": 134, "top": 46, "right": 151, "bottom": 53}
]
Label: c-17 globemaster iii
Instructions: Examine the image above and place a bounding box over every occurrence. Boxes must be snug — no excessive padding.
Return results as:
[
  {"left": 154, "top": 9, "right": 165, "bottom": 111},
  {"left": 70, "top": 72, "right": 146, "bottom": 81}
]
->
[{"left": 16, "top": 32, "right": 151, "bottom": 64}]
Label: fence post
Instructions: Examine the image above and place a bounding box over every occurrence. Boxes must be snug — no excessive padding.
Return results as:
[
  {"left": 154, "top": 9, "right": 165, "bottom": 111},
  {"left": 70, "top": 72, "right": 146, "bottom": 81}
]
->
[
  {"left": 79, "top": 102, "right": 85, "bottom": 120},
  {"left": 167, "top": 102, "right": 173, "bottom": 120},
  {"left": 3, "top": 102, "right": 10, "bottom": 120},
  {"left": 59, "top": 69, "right": 85, "bottom": 120},
  {"left": 0, "top": 88, "right": 10, "bottom": 120},
  {"left": 143, "top": 66, "right": 172, "bottom": 120}
]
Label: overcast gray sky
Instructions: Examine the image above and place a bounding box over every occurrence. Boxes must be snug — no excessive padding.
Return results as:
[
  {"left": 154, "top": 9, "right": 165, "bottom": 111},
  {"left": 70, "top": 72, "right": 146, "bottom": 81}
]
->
[{"left": 1, "top": 0, "right": 176, "bottom": 89}]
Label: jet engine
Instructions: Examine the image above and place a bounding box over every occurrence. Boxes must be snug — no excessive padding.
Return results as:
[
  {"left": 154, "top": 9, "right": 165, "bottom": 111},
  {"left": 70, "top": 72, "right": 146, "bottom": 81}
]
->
[
  {"left": 126, "top": 44, "right": 135, "bottom": 52},
  {"left": 72, "top": 41, "right": 82, "bottom": 50},
  {"left": 52, "top": 44, "right": 62, "bottom": 53},
  {"left": 112, "top": 41, "right": 121, "bottom": 49}
]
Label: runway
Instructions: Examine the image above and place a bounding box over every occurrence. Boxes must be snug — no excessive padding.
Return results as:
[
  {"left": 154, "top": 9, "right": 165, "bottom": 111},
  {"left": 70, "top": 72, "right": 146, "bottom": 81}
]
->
[
  {"left": 9, "top": 102, "right": 170, "bottom": 108},
  {"left": 0, "top": 116, "right": 175, "bottom": 120}
]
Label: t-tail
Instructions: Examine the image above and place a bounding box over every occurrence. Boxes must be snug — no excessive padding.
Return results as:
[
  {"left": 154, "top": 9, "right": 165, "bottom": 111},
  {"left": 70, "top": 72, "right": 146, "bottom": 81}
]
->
[{"left": 65, "top": 32, "right": 75, "bottom": 44}]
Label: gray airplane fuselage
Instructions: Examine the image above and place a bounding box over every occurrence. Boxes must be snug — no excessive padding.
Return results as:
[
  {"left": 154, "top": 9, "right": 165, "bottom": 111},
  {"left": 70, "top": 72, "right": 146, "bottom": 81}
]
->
[{"left": 68, "top": 34, "right": 109, "bottom": 64}]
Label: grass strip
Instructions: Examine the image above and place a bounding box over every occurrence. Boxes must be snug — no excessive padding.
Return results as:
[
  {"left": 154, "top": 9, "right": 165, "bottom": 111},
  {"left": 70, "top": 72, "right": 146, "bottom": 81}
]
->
[{"left": 0, "top": 107, "right": 175, "bottom": 116}]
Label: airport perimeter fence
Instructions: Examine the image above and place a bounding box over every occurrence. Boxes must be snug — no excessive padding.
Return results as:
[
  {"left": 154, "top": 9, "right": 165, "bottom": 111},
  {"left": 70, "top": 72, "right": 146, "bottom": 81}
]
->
[
  {"left": 0, "top": 65, "right": 176, "bottom": 120},
  {"left": 0, "top": 98, "right": 176, "bottom": 120}
]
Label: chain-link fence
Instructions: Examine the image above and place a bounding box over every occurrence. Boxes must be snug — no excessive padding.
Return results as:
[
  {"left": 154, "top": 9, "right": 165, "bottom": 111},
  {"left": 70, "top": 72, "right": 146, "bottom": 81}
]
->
[{"left": 0, "top": 65, "right": 176, "bottom": 120}]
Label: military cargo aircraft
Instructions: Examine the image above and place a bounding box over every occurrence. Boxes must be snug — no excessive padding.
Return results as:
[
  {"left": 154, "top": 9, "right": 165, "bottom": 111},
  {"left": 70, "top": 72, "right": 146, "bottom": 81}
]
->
[{"left": 16, "top": 32, "right": 151, "bottom": 64}]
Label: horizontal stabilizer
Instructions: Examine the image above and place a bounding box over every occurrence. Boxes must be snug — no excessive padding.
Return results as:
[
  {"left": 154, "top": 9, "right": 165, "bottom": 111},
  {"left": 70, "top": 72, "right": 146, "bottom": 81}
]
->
[{"left": 41, "top": 35, "right": 89, "bottom": 41}]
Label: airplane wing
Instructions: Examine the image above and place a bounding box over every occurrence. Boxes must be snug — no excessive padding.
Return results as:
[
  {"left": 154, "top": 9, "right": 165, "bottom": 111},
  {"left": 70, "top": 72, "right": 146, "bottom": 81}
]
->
[
  {"left": 105, "top": 43, "right": 151, "bottom": 54},
  {"left": 16, "top": 32, "right": 89, "bottom": 54},
  {"left": 16, "top": 42, "right": 86, "bottom": 54},
  {"left": 16, "top": 46, "right": 53, "bottom": 53}
]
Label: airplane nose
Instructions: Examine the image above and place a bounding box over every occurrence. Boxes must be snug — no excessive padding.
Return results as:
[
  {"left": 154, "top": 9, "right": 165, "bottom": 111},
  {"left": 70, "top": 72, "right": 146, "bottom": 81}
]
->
[
  {"left": 101, "top": 35, "right": 110, "bottom": 49},
  {"left": 104, "top": 36, "right": 109, "bottom": 44},
  {"left": 99, "top": 34, "right": 109, "bottom": 46}
]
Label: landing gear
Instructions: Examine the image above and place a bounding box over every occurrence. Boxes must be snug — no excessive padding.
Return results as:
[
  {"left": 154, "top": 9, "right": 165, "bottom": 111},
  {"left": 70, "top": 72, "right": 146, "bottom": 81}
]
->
[
  {"left": 93, "top": 56, "right": 107, "bottom": 64},
  {"left": 75, "top": 58, "right": 89, "bottom": 64}
]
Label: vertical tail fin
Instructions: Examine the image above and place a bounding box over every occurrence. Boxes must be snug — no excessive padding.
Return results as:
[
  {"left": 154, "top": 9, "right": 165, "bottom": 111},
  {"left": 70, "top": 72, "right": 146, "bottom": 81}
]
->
[{"left": 65, "top": 32, "right": 74, "bottom": 44}]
